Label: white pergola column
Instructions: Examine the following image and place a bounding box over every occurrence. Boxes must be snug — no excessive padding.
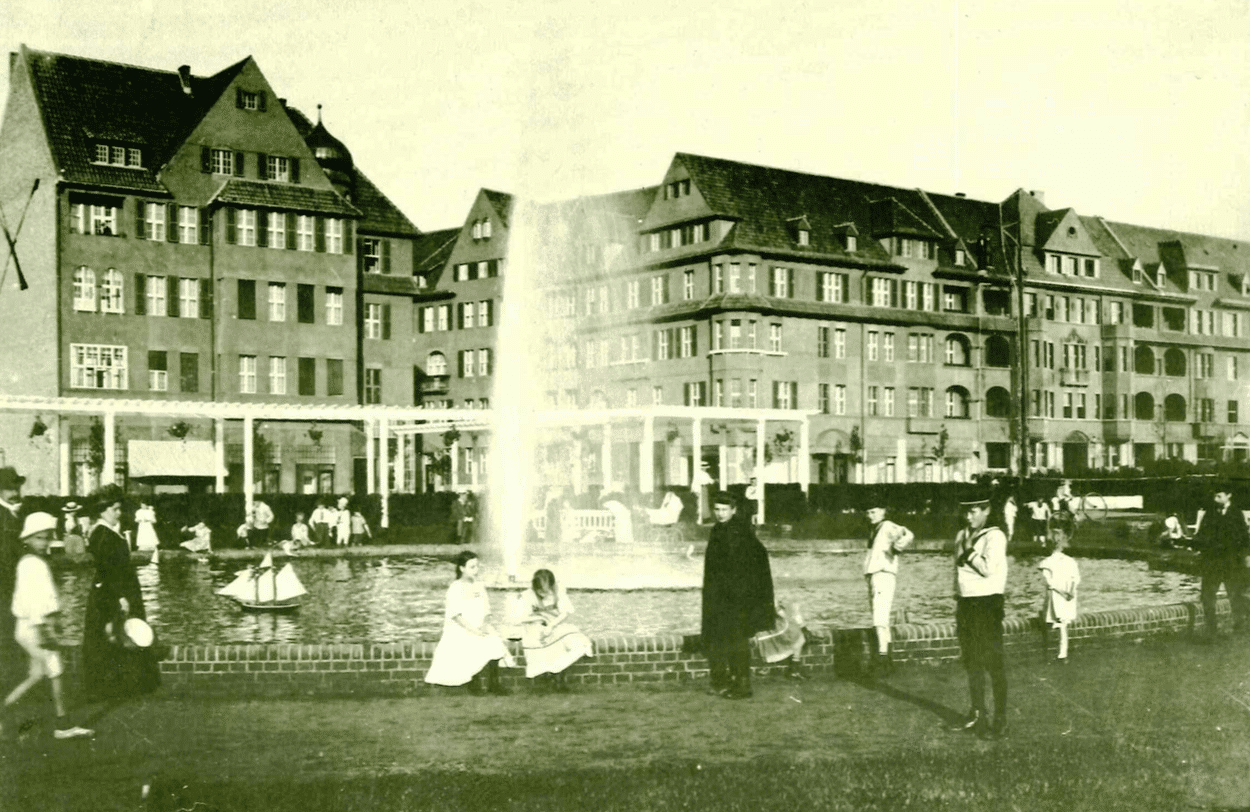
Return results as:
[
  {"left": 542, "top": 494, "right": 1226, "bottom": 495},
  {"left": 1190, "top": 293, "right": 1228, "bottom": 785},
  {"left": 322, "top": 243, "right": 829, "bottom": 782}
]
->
[
  {"left": 717, "top": 444, "right": 728, "bottom": 491},
  {"left": 243, "top": 415, "right": 254, "bottom": 518},
  {"left": 450, "top": 438, "right": 460, "bottom": 491},
  {"left": 394, "top": 431, "right": 406, "bottom": 494},
  {"left": 692, "top": 417, "right": 704, "bottom": 521},
  {"left": 214, "top": 418, "right": 226, "bottom": 494},
  {"left": 378, "top": 417, "right": 389, "bottom": 529},
  {"left": 102, "top": 411, "right": 116, "bottom": 486},
  {"left": 756, "top": 418, "right": 767, "bottom": 524},
  {"left": 641, "top": 414, "right": 655, "bottom": 494},
  {"left": 470, "top": 444, "right": 480, "bottom": 489},
  {"left": 58, "top": 421, "right": 70, "bottom": 496},
  {"left": 798, "top": 418, "right": 810, "bottom": 494},
  {"left": 895, "top": 436, "right": 908, "bottom": 483},
  {"left": 365, "top": 420, "right": 375, "bottom": 494},
  {"left": 601, "top": 423, "right": 613, "bottom": 489}
]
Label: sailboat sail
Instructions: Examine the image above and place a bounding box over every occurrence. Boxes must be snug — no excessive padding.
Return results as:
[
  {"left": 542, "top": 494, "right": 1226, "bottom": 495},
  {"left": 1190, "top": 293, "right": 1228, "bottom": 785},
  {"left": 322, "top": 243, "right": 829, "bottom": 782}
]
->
[
  {"left": 273, "top": 564, "right": 308, "bottom": 601},
  {"left": 217, "top": 567, "right": 256, "bottom": 600},
  {"left": 217, "top": 553, "right": 306, "bottom": 609}
]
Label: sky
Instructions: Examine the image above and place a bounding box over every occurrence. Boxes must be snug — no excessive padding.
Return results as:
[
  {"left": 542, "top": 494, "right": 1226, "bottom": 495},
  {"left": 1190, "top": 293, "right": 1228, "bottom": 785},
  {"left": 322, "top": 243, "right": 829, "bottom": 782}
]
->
[{"left": 3, "top": 0, "right": 1250, "bottom": 239}]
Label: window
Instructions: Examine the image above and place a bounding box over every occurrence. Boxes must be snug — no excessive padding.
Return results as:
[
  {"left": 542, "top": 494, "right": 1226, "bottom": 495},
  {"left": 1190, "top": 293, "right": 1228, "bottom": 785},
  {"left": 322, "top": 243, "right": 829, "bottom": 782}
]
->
[
  {"left": 146, "top": 275, "right": 168, "bottom": 317},
  {"left": 266, "top": 156, "right": 290, "bottom": 182},
  {"left": 323, "top": 218, "right": 343, "bottom": 254},
  {"left": 773, "top": 381, "right": 798, "bottom": 410},
  {"left": 819, "top": 272, "right": 846, "bottom": 303},
  {"left": 179, "top": 353, "right": 198, "bottom": 393},
  {"left": 89, "top": 204, "right": 117, "bottom": 236},
  {"left": 985, "top": 335, "right": 1011, "bottom": 367},
  {"left": 943, "top": 288, "right": 968, "bottom": 313},
  {"left": 680, "top": 326, "right": 696, "bottom": 358},
  {"left": 728, "top": 264, "right": 741, "bottom": 294},
  {"left": 93, "top": 143, "right": 141, "bottom": 167},
  {"left": 365, "top": 303, "right": 383, "bottom": 339},
  {"left": 148, "top": 351, "right": 167, "bottom": 391},
  {"left": 769, "top": 323, "right": 782, "bottom": 353},
  {"left": 946, "top": 387, "right": 970, "bottom": 418},
  {"left": 210, "top": 149, "right": 234, "bottom": 175},
  {"left": 1197, "top": 353, "right": 1214, "bottom": 379},
  {"left": 985, "top": 387, "right": 1011, "bottom": 418},
  {"left": 298, "top": 358, "right": 317, "bottom": 395},
  {"left": 908, "top": 333, "right": 934, "bottom": 363},
  {"left": 176, "top": 206, "right": 198, "bottom": 244},
  {"left": 867, "top": 331, "right": 879, "bottom": 361},
  {"left": 867, "top": 386, "right": 879, "bottom": 416},
  {"left": 237, "top": 209, "right": 256, "bottom": 246},
  {"left": 683, "top": 270, "right": 695, "bottom": 300},
  {"left": 363, "top": 239, "right": 384, "bottom": 273},
  {"left": 881, "top": 333, "right": 893, "bottom": 362},
  {"left": 945, "top": 335, "right": 969, "bottom": 366},
  {"left": 364, "top": 368, "right": 382, "bottom": 404},
  {"left": 684, "top": 381, "right": 707, "bottom": 407},
  {"left": 478, "top": 348, "right": 492, "bottom": 376},
  {"left": 1200, "top": 398, "right": 1215, "bottom": 423},
  {"left": 178, "top": 278, "right": 198, "bottom": 317},
  {"left": 72, "top": 267, "right": 96, "bottom": 311},
  {"left": 870, "top": 277, "right": 893, "bottom": 307},
  {"left": 627, "top": 280, "right": 641, "bottom": 309},
  {"left": 438, "top": 305, "right": 450, "bottom": 331},
  {"left": 477, "top": 300, "right": 493, "bottom": 328},
  {"left": 239, "top": 355, "right": 257, "bottom": 394},
  {"left": 833, "top": 327, "right": 846, "bottom": 359},
  {"left": 908, "top": 387, "right": 934, "bottom": 418},
  {"left": 651, "top": 275, "right": 668, "bottom": 305},
  {"left": 290, "top": 215, "right": 312, "bottom": 252},
  {"left": 142, "top": 202, "right": 166, "bottom": 241},
  {"left": 268, "top": 356, "right": 286, "bottom": 395},
  {"left": 325, "top": 287, "right": 345, "bottom": 324},
  {"left": 817, "top": 326, "right": 829, "bottom": 358},
  {"left": 797, "top": 229, "right": 809, "bottom": 246},
  {"left": 883, "top": 387, "right": 895, "bottom": 417},
  {"left": 1229, "top": 356, "right": 1239, "bottom": 380},
  {"left": 1230, "top": 400, "right": 1239, "bottom": 424},
  {"left": 834, "top": 385, "right": 846, "bottom": 415},
  {"left": 845, "top": 234, "right": 857, "bottom": 252},
  {"left": 268, "top": 283, "right": 286, "bottom": 322},
  {"left": 265, "top": 210, "right": 285, "bottom": 248},
  {"left": 770, "top": 267, "right": 791, "bottom": 298},
  {"left": 427, "top": 352, "right": 448, "bottom": 377}
]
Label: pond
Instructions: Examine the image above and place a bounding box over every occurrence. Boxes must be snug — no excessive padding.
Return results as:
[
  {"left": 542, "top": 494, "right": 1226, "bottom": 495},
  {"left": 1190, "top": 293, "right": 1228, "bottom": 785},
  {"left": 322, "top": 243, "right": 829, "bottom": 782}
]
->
[{"left": 47, "top": 550, "right": 1200, "bottom": 646}]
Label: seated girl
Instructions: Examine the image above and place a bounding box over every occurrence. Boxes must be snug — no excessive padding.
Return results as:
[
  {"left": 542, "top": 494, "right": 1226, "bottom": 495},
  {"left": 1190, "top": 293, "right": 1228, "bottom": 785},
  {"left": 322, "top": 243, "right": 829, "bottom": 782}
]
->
[
  {"left": 424, "top": 551, "right": 514, "bottom": 695},
  {"left": 518, "top": 569, "right": 593, "bottom": 692}
]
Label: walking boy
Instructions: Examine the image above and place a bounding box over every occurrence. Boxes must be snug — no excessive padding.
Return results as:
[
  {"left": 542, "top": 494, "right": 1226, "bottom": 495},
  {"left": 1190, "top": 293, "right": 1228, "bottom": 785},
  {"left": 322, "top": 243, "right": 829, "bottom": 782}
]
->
[
  {"left": 863, "top": 494, "right": 914, "bottom": 675},
  {"left": 3, "top": 512, "right": 93, "bottom": 739},
  {"left": 1038, "top": 511, "right": 1080, "bottom": 663},
  {"left": 1190, "top": 485, "right": 1250, "bottom": 641}
]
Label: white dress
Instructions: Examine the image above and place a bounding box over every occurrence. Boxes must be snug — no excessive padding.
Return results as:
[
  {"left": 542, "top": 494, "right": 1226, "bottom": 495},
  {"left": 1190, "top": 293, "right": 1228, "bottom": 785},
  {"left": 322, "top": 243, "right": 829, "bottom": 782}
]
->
[
  {"left": 424, "top": 580, "right": 515, "bottom": 686},
  {"left": 519, "top": 587, "right": 593, "bottom": 678},
  {"left": 1039, "top": 551, "right": 1080, "bottom": 625},
  {"left": 134, "top": 506, "right": 159, "bottom": 551}
]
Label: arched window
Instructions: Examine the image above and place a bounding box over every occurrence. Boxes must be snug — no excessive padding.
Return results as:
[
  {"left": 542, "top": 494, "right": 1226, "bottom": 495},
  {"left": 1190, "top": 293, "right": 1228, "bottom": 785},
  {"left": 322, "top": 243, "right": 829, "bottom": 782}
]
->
[
  {"left": 1164, "top": 348, "right": 1186, "bottom": 377},
  {"left": 984, "top": 335, "right": 1011, "bottom": 367},
  {"left": 944, "top": 334, "right": 970, "bottom": 366},
  {"left": 1134, "top": 345, "right": 1155, "bottom": 375},
  {"left": 1134, "top": 392, "right": 1155, "bottom": 420},
  {"left": 426, "top": 351, "right": 447, "bottom": 376},
  {"left": 100, "top": 269, "right": 124, "bottom": 314},
  {"left": 985, "top": 386, "right": 1011, "bottom": 418},
  {"left": 1164, "top": 393, "right": 1187, "bottom": 422},
  {"left": 72, "top": 266, "right": 96, "bottom": 312},
  {"left": 945, "top": 386, "right": 971, "bottom": 418}
]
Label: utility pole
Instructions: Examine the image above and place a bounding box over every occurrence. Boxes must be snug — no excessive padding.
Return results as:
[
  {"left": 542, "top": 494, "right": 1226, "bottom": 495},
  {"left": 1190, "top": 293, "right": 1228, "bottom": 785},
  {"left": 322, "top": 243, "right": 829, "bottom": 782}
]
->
[{"left": 999, "top": 204, "right": 1030, "bottom": 478}]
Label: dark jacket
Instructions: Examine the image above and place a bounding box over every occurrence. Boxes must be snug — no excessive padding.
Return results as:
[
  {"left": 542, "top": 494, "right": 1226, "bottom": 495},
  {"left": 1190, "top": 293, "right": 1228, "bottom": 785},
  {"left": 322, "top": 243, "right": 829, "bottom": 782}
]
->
[
  {"left": 701, "top": 516, "right": 775, "bottom": 645},
  {"left": 82, "top": 523, "right": 160, "bottom": 701},
  {"left": 1194, "top": 505, "right": 1250, "bottom": 560}
]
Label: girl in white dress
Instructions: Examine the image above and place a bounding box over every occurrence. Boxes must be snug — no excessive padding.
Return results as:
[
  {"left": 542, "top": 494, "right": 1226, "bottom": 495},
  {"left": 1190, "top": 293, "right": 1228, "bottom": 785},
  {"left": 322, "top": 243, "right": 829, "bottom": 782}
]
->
[
  {"left": 518, "top": 569, "right": 593, "bottom": 691},
  {"left": 134, "top": 503, "right": 159, "bottom": 552},
  {"left": 1038, "top": 511, "right": 1080, "bottom": 663},
  {"left": 424, "top": 551, "right": 514, "bottom": 694}
]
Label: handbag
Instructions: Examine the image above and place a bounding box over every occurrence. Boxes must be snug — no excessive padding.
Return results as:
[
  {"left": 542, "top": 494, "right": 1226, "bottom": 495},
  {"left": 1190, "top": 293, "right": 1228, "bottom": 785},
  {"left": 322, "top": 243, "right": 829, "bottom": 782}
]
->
[{"left": 753, "top": 611, "right": 807, "bottom": 663}]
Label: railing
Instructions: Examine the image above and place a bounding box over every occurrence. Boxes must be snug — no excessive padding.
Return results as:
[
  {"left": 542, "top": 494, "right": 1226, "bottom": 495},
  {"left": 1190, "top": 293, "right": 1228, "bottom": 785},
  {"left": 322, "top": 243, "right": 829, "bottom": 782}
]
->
[
  {"left": 530, "top": 509, "right": 616, "bottom": 536},
  {"left": 419, "top": 375, "right": 450, "bottom": 395}
]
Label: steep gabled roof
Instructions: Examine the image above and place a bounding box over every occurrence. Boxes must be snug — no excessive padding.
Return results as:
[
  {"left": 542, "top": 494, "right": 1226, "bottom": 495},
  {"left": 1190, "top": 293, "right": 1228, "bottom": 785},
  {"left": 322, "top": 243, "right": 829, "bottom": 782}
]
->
[
  {"left": 21, "top": 46, "right": 245, "bottom": 193},
  {"left": 353, "top": 169, "right": 419, "bottom": 236},
  {"left": 210, "top": 178, "right": 361, "bottom": 217},
  {"left": 412, "top": 227, "right": 459, "bottom": 275},
  {"left": 482, "top": 189, "right": 514, "bottom": 227}
]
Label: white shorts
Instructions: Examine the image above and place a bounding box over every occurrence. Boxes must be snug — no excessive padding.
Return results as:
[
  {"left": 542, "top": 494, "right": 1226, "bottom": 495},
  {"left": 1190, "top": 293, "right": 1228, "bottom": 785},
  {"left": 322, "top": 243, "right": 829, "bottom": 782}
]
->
[
  {"left": 867, "top": 572, "right": 896, "bottom": 628},
  {"left": 14, "top": 619, "right": 63, "bottom": 679}
]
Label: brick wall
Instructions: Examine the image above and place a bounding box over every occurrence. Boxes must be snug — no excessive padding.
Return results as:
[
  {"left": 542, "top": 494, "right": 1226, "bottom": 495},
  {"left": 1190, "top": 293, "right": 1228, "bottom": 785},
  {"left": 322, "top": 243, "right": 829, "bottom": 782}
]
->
[{"left": 117, "top": 597, "right": 1227, "bottom": 698}]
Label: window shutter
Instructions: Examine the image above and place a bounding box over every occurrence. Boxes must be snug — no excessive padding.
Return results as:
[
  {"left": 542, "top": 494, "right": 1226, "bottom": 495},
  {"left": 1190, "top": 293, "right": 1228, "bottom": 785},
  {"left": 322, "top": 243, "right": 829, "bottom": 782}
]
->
[
  {"left": 344, "top": 220, "right": 353, "bottom": 253},
  {"left": 257, "top": 153, "right": 268, "bottom": 180},
  {"left": 356, "top": 240, "right": 364, "bottom": 274},
  {"left": 257, "top": 211, "right": 268, "bottom": 247},
  {"left": 664, "top": 274, "right": 671, "bottom": 303},
  {"left": 382, "top": 304, "right": 392, "bottom": 340},
  {"left": 382, "top": 239, "right": 392, "bottom": 274},
  {"left": 199, "top": 208, "right": 211, "bottom": 245},
  {"left": 258, "top": 92, "right": 267, "bottom": 112},
  {"left": 285, "top": 213, "right": 296, "bottom": 249},
  {"left": 225, "top": 208, "right": 237, "bottom": 244},
  {"left": 457, "top": 350, "right": 465, "bottom": 379},
  {"left": 238, "top": 279, "right": 256, "bottom": 320},
  {"left": 167, "top": 276, "right": 180, "bottom": 317},
  {"left": 457, "top": 303, "right": 465, "bottom": 330},
  {"left": 235, "top": 87, "right": 244, "bottom": 108},
  {"left": 134, "top": 273, "right": 146, "bottom": 315},
  {"left": 691, "top": 326, "right": 698, "bottom": 356},
  {"left": 200, "top": 146, "right": 211, "bottom": 174},
  {"left": 167, "top": 204, "right": 178, "bottom": 242},
  {"left": 315, "top": 217, "right": 325, "bottom": 252},
  {"left": 417, "top": 307, "right": 426, "bottom": 334},
  {"left": 891, "top": 280, "right": 900, "bottom": 308},
  {"left": 485, "top": 349, "right": 492, "bottom": 375},
  {"left": 488, "top": 259, "right": 498, "bottom": 278},
  {"left": 787, "top": 268, "right": 795, "bottom": 298},
  {"left": 768, "top": 269, "right": 775, "bottom": 297},
  {"left": 199, "top": 278, "right": 212, "bottom": 319},
  {"left": 135, "top": 202, "right": 146, "bottom": 240},
  {"left": 290, "top": 158, "right": 300, "bottom": 184},
  {"left": 233, "top": 152, "right": 245, "bottom": 177},
  {"left": 652, "top": 330, "right": 659, "bottom": 360}
]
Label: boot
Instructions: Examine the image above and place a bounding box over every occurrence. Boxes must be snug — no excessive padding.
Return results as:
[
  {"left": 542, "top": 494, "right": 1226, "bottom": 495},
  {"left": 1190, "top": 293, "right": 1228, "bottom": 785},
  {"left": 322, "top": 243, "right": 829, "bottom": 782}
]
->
[
  {"left": 948, "top": 709, "right": 985, "bottom": 734},
  {"left": 485, "top": 660, "right": 510, "bottom": 696}
]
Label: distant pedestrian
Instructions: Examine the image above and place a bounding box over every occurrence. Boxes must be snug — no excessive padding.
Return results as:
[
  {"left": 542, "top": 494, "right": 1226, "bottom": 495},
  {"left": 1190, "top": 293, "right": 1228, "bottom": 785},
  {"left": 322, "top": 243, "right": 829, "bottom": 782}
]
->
[
  {"left": 1039, "top": 511, "right": 1080, "bottom": 664},
  {"left": 518, "top": 568, "right": 593, "bottom": 692},
  {"left": 424, "top": 551, "right": 514, "bottom": 695},
  {"left": 334, "top": 497, "right": 351, "bottom": 546},
  {"left": 450, "top": 491, "right": 476, "bottom": 544},
  {"left": 1190, "top": 486, "right": 1250, "bottom": 641},
  {"left": 701, "top": 491, "right": 775, "bottom": 699},
  {"left": 949, "top": 491, "right": 1009, "bottom": 740},
  {"left": 863, "top": 495, "right": 914, "bottom": 675},
  {"left": 1028, "top": 498, "right": 1051, "bottom": 546},
  {"left": 309, "top": 500, "right": 333, "bottom": 547},
  {"left": 3, "top": 512, "right": 93, "bottom": 740},
  {"left": 251, "top": 500, "right": 274, "bottom": 547},
  {"left": 134, "top": 503, "right": 159, "bottom": 552},
  {"left": 349, "top": 510, "right": 372, "bottom": 546},
  {"left": 0, "top": 466, "right": 26, "bottom": 690},
  {"left": 1002, "top": 495, "right": 1018, "bottom": 543}
]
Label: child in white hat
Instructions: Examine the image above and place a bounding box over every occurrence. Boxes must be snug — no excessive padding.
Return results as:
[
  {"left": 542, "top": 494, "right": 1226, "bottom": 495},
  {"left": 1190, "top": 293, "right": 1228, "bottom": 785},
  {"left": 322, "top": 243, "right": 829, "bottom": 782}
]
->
[{"left": 3, "top": 512, "right": 93, "bottom": 739}]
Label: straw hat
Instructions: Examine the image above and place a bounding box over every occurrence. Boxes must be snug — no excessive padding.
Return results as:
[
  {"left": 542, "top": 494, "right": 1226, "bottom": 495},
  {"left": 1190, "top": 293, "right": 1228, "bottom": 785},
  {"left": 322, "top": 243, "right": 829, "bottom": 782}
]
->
[{"left": 20, "top": 512, "right": 58, "bottom": 539}]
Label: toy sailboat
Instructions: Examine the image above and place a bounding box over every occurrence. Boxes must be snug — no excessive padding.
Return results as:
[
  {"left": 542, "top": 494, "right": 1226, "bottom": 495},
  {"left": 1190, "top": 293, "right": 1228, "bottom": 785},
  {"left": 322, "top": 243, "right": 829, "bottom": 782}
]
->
[{"left": 217, "top": 553, "right": 307, "bottom": 611}]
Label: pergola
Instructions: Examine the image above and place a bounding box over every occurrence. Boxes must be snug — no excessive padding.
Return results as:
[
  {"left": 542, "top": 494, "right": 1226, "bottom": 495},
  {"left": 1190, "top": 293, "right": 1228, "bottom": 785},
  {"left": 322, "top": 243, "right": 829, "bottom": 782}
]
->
[{"left": 0, "top": 396, "right": 818, "bottom": 526}]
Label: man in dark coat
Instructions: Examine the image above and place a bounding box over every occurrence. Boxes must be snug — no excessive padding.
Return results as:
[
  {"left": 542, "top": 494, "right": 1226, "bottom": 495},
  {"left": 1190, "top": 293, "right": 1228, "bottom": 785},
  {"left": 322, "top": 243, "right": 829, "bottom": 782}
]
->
[
  {"left": 1192, "top": 485, "right": 1250, "bottom": 641},
  {"left": 0, "top": 466, "right": 26, "bottom": 688},
  {"left": 701, "top": 491, "right": 775, "bottom": 699}
]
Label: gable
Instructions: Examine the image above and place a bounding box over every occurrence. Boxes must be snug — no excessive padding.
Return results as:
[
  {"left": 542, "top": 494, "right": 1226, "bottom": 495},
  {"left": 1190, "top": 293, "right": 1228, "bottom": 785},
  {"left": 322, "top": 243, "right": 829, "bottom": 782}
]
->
[
  {"left": 639, "top": 157, "right": 714, "bottom": 231},
  {"left": 1037, "top": 209, "right": 1100, "bottom": 256}
]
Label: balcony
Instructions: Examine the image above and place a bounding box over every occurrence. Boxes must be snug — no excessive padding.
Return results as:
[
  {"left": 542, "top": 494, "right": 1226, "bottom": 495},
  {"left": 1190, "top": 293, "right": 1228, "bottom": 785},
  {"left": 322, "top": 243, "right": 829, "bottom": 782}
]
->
[
  {"left": 419, "top": 375, "right": 450, "bottom": 395},
  {"left": 906, "top": 416, "right": 943, "bottom": 435},
  {"left": 1059, "top": 368, "right": 1090, "bottom": 386},
  {"left": 1100, "top": 322, "right": 1133, "bottom": 340}
]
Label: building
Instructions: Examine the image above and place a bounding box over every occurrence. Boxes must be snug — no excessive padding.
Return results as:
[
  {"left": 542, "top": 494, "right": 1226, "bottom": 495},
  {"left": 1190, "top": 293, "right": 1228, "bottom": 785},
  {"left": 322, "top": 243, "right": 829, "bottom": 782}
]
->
[{"left": 0, "top": 46, "right": 424, "bottom": 495}]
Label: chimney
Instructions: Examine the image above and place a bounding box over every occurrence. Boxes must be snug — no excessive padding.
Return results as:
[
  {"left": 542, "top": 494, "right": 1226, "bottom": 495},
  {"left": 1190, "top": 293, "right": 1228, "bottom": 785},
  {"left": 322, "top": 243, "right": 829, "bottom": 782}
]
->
[
  {"left": 278, "top": 98, "right": 287, "bottom": 108},
  {"left": 177, "top": 65, "right": 192, "bottom": 96},
  {"left": 955, "top": 192, "right": 966, "bottom": 198},
  {"left": 1030, "top": 190, "right": 1045, "bottom": 203}
]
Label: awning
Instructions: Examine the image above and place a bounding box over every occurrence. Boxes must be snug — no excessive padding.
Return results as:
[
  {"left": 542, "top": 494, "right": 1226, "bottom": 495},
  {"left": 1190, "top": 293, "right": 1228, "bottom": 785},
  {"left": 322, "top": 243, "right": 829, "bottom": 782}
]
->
[{"left": 127, "top": 440, "right": 217, "bottom": 478}]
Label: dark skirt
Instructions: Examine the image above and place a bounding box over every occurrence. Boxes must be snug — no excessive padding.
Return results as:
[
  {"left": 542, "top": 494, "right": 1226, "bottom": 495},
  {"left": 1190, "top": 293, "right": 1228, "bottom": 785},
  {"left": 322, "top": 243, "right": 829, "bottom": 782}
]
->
[{"left": 81, "top": 589, "right": 161, "bottom": 702}]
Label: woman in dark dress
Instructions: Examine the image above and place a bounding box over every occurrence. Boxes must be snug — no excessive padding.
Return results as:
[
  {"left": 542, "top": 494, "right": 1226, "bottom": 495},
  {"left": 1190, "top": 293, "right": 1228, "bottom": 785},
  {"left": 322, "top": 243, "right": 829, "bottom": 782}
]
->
[{"left": 81, "top": 485, "right": 160, "bottom": 703}]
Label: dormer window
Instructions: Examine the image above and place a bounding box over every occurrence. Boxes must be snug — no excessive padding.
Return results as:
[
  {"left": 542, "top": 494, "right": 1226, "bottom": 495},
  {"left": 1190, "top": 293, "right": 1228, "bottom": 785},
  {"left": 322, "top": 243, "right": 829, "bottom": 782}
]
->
[
  {"left": 797, "top": 229, "right": 809, "bottom": 247},
  {"left": 954, "top": 248, "right": 966, "bottom": 267},
  {"left": 845, "top": 235, "right": 857, "bottom": 252},
  {"left": 93, "top": 143, "right": 142, "bottom": 168},
  {"left": 1156, "top": 269, "right": 1166, "bottom": 288},
  {"left": 1188, "top": 270, "right": 1216, "bottom": 291},
  {"left": 266, "top": 156, "right": 290, "bottom": 182},
  {"left": 664, "top": 179, "right": 692, "bottom": 200},
  {"left": 235, "top": 88, "right": 267, "bottom": 111},
  {"left": 896, "top": 237, "right": 933, "bottom": 260},
  {"left": 1083, "top": 258, "right": 1099, "bottom": 278}
]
